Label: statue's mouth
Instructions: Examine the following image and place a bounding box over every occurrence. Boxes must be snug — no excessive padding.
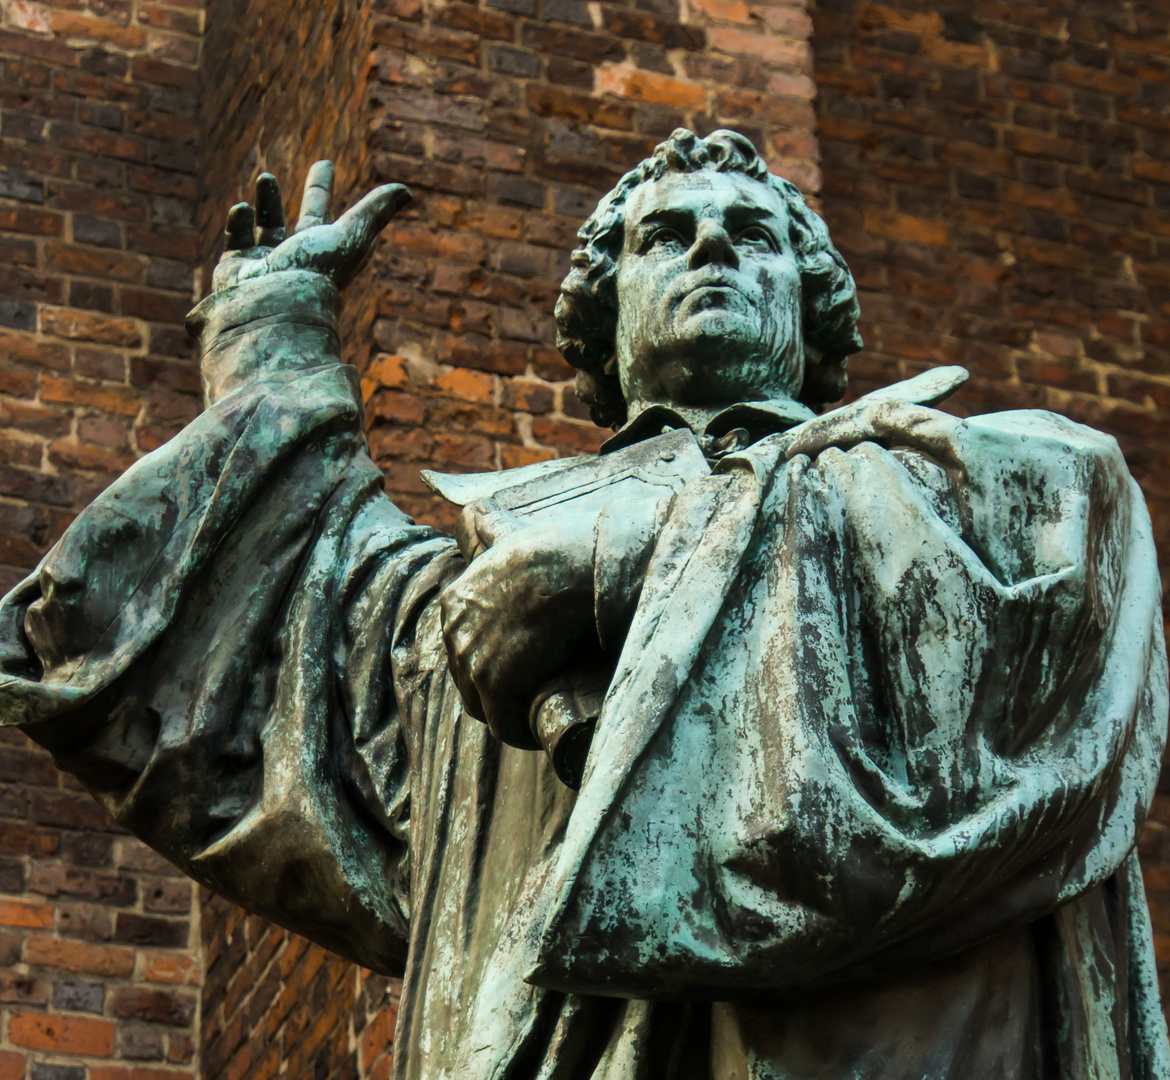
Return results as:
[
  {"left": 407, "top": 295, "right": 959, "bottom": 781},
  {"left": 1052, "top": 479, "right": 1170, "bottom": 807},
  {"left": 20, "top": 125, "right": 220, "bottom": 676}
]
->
[
  {"left": 673, "top": 269, "right": 752, "bottom": 300},
  {"left": 674, "top": 274, "right": 755, "bottom": 316}
]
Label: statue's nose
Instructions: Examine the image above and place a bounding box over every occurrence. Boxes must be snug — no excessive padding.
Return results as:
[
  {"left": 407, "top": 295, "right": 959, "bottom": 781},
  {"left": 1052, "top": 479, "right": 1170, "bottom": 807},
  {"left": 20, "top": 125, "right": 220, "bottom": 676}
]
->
[{"left": 688, "top": 221, "right": 739, "bottom": 271}]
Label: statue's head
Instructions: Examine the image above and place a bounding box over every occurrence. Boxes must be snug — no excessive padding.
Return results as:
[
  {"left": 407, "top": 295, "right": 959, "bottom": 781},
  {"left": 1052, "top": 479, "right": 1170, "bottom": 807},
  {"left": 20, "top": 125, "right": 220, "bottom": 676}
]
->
[{"left": 555, "top": 129, "right": 863, "bottom": 429}]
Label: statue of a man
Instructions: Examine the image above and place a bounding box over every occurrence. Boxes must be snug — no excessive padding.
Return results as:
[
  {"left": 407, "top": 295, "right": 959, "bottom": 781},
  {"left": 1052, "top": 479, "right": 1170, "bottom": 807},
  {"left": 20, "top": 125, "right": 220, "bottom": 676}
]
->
[{"left": 1, "top": 129, "right": 1167, "bottom": 1079}]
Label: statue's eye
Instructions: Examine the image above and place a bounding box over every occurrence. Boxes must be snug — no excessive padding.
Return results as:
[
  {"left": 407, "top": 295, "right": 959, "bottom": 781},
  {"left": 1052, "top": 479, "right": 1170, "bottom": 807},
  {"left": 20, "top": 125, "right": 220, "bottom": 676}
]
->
[
  {"left": 645, "top": 227, "right": 685, "bottom": 251},
  {"left": 737, "top": 226, "right": 776, "bottom": 249}
]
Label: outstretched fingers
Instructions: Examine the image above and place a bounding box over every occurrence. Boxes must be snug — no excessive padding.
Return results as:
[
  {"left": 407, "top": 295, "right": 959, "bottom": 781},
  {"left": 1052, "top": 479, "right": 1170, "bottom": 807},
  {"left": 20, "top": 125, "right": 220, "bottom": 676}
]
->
[
  {"left": 295, "top": 161, "right": 335, "bottom": 233},
  {"left": 785, "top": 400, "right": 965, "bottom": 470},
  {"left": 255, "top": 173, "right": 286, "bottom": 247},
  {"left": 223, "top": 202, "right": 256, "bottom": 251},
  {"left": 324, "top": 184, "right": 413, "bottom": 287},
  {"left": 269, "top": 183, "right": 412, "bottom": 287}
]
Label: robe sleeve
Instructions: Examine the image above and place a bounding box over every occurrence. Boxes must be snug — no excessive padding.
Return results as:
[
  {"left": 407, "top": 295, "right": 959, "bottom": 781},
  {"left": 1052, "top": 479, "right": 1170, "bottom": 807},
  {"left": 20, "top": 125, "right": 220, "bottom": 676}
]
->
[{"left": 0, "top": 270, "right": 460, "bottom": 974}]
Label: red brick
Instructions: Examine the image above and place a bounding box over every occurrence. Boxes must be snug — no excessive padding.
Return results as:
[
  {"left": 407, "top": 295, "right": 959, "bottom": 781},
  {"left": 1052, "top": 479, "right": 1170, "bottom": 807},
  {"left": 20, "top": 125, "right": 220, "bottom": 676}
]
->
[
  {"left": 426, "top": 398, "right": 515, "bottom": 438},
  {"left": 112, "top": 987, "right": 195, "bottom": 1026},
  {"left": 522, "top": 24, "right": 624, "bottom": 64},
  {"left": 434, "top": 3, "right": 512, "bottom": 40},
  {"left": 708, "top": 25, "right": 810, "bottom": 67},
  {"left": 527, "top": 84, "right": 635, "bottom": 129},
  {"left": 597, "top": 67, "right": 707, "bottom": 110},
  {"left": 689, "top": 0, "right": 752, "bottom": 24},
  {"left": 50, "top": 10, "right": 147, "bottom": 49},
  {"left": 863, "top": 209, "right": 949, "bottom": 247},
  {"left": 438, "top": 334, "right": 528, "bottom": 375},
  {"left": 39, "top": 310, "right": 143, "bottom": 349},
  {"left": 532, "top": 416, "right": 606, "bottom": 453},
  {"left": 25, "top": 937, "right": 136, "bottom": 977},
  {"left": 432, "top": 368, "right": 495, "bottom": 403},
  {"left": 368, "top": 390, "right": 427, "bottom": 426},
  {"left": 143, "top": 950, "right": 200, "bottom": 986},
  {"left": 0, "top": 1051, "right": 23, "bottom": 1080},
  {"left": 10, "top": 1010, "right": 115, "bottom": 1056},
  {"left": 48, "top": 441, "right": 136, "bottom": 474},
  {"left": 130, "top": 55, "right": 199, "bottom": 89},
  {"left": 41, "top": 375, "right": 143, "bottom": 416},
  {"left": 136, "top": 3, "right": 202, "bottom": 34},
  {"left": 46, "top": 183, "right": 148, "bottom": 223},
  {"left": 0, "top": 899, "right": 54, "bottom": 930},
  {"left": 168, "top": 1034, "right": 195, "bottom": 1063},
  {"left": 44, "top": 243, "right": 144, "bottom": 283},
  {"left": 0, "top": 329, "right": 69, "bottom": 372},
  {"left": 360, "top": 1005, "right": 398, "bottom": 1072},
  {"left": 601, "top": 7, "right": 703, "bottom": 49},
  {"left": 0, "top": 205, "right": 63, "bottom": 236},
  {"left": 0, "top": 824, "right": 58, "bottom": 857},
  {"left": 370, "top": 21, "right": 479, "bottom": 64},
  {"left": 120, "top": 288, "right": 191, "bottom": 325}
]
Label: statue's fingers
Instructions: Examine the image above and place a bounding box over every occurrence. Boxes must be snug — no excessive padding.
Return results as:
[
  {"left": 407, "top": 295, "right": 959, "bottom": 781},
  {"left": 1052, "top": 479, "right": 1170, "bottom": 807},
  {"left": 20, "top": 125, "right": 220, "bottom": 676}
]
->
[
  {"left": 472, "top": 498, "right": 521, "bottom": 550},
  {"left": 334, "top": 183, "right": 413, "bottom": 240},
  {"left": 866, "top": 400, "right": 942, "bottom": 432},
  {"left": 255, "top": 173, "right": 286, "bottom": 247},
  {"left": 455, "top": 503, "right": 486, "bottom": 562},
  {"left": 439, "top": 587, "right": 489, "bottom": 722},
  {"left": 448, "top": 643, "right": 489, "bottom": 724},
  {"left": 295, "top": 160, "right": 335, "bottom": 233},
  {"left": 271, "top": 184, "right": 413, "bottom": 285},
  {"left": 784, "top": 411, "right": 873, "bottom": 460},
  {"left": 867, "top": 402, "right": 967, "bottom": 471},
  {"left": 224, "top": 202, "right": 256, "bottom": 251},
  {"left": 327, "top": 184, "right": 413, "bottom": 287},
  {"left": 211, "top": 257, "right": 243, "bottom": 292}
]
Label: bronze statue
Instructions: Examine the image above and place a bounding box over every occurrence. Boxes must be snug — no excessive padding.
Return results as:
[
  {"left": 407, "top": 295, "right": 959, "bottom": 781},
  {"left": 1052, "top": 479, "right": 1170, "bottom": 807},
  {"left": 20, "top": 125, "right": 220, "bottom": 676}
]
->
[{"left": 1, "top": 130, "right": 1167, "bottom": 1078}]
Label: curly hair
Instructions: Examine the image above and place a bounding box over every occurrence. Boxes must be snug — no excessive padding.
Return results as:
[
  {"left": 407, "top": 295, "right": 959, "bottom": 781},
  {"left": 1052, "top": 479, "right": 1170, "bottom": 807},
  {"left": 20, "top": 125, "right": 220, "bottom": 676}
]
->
[{"left": 554, "top": 129, "right": 864, "bottom": 429}]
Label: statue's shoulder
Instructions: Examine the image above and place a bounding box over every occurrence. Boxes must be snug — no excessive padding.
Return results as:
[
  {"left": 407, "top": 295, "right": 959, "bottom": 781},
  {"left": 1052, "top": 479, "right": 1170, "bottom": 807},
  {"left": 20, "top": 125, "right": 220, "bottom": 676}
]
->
[{"left": 962, "top": 407, "right": 1126, "bottom": 469}]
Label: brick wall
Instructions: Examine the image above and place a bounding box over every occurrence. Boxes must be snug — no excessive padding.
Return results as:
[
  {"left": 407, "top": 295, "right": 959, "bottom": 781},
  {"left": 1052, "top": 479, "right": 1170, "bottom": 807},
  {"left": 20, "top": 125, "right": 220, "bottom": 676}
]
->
[
  {"left": 810, "top": 0, "right": 1170, "bottom": 999},
  {"left": 0, "top": 0, "right": 204, "bottom": 595},
  {"left": 0, "top": 0, "right": 206, "bottom": 1076},
  {"left": 198, "top": 895, "right": 398, "bottom": 1080},
  {"left": 0, "top": 727, "right": 201, "bottom": 1079}
]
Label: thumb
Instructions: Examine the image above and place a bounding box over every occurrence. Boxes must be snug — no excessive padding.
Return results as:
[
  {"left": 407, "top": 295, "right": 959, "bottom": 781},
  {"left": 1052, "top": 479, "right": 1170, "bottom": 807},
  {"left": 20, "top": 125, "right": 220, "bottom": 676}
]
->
[
  {"left": 455, "top": 498, "right": 521, "bottom": 562},
  {"left": 330, "top": 184, "right": 413, "bottom": 289},
  {"left": 266, "top": 183, "right": 412, "bottom": 287}
]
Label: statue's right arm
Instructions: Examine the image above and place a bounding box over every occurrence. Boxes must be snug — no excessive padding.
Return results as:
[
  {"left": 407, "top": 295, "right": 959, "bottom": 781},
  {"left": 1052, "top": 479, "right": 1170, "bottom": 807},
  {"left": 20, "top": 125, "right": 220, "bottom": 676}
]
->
[{"left": 0, "top": 167, "right": 456, "bottom": 975}]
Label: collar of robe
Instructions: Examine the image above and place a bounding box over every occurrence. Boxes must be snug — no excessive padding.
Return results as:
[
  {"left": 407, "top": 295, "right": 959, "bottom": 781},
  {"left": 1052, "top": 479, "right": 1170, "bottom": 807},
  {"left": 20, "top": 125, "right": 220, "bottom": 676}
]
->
[{"left": 601, "top": 396, "right": 818, "bottom": 460}]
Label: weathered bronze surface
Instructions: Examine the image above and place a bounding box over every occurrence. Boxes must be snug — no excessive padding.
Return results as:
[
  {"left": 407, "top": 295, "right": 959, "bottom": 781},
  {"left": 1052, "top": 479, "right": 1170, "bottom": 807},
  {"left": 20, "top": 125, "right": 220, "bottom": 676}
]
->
[{"left": 1, "top": 129, "right": 1168, "bottom": 1078}]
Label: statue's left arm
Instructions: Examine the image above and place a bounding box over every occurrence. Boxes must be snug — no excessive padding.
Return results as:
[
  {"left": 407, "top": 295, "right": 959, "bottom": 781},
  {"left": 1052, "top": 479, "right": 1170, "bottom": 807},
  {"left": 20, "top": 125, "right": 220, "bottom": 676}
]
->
[{"left": 0, "top": 169, "right": 454, "bottom": 975}]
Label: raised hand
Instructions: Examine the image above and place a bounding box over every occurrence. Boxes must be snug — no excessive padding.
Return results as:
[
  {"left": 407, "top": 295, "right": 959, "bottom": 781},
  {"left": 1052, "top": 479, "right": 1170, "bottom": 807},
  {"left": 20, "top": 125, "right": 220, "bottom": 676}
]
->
[
  {"left": 212, "top": 161, "right": 411, "bottom": 293},
  {"left": 782, "top": 366, "right": 969, "bottom": 472}
]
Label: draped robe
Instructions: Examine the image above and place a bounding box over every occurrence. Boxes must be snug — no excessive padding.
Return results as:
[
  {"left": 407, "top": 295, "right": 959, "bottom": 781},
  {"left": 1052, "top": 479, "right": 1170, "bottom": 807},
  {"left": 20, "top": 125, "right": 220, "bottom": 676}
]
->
[{"left": 0, "top": 278, "right": 1167, "bottom": 1078}]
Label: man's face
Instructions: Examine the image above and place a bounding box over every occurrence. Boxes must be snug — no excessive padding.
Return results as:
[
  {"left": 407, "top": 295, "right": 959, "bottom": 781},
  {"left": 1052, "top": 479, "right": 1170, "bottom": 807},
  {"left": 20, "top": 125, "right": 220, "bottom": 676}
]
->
[{"left": 614, "top": 169, "right": 803, "bottom": 412}]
